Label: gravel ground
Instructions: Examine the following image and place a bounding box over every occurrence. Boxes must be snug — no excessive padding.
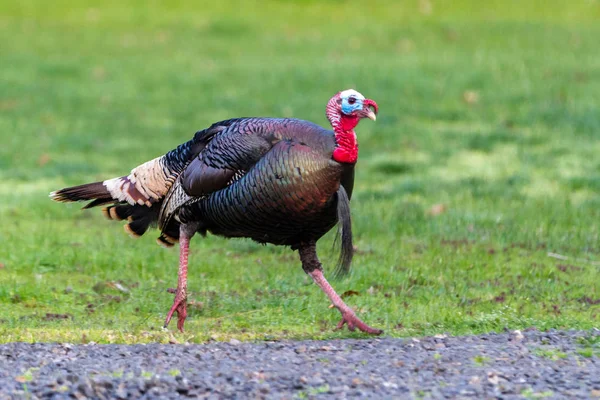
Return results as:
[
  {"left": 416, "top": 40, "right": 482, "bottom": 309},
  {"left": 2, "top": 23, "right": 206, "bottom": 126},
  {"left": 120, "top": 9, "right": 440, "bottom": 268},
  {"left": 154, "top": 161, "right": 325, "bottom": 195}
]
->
[{"left": 1, "top": 329, "right": 599, "bottom": 399}]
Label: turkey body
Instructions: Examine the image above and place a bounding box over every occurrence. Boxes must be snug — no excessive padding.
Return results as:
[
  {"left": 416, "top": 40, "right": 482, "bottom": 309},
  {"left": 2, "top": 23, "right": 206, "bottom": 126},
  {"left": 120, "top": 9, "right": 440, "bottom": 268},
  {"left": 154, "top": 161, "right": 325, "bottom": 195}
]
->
[
  {"left": 51, "top": 89, "right": 381, "bottom": 334},
  {"left": 175, "top": 117, "right": 354, "bottom": 247}
]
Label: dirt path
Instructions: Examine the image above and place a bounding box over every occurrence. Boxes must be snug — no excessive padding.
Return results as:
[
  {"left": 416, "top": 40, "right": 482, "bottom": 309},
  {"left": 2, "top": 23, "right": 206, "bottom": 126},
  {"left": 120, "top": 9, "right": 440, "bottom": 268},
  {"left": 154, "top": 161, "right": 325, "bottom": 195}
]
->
[{"left": 1, "top": 329, "right": 599, "bottom": 399}]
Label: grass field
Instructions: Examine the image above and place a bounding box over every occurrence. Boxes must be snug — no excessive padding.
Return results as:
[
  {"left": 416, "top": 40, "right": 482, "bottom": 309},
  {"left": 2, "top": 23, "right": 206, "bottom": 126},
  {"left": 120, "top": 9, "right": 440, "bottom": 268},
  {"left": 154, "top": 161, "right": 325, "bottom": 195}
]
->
[{"left": 1, "top": 0, "right": 599, "bottom": 344}]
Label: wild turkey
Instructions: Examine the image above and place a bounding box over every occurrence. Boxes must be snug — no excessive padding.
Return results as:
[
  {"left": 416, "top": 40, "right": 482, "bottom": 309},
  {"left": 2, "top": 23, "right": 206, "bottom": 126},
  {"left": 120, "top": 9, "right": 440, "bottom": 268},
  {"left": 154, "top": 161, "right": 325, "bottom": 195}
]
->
[{"left": 50, "top": 89, "right": 381, "bottom": 334}]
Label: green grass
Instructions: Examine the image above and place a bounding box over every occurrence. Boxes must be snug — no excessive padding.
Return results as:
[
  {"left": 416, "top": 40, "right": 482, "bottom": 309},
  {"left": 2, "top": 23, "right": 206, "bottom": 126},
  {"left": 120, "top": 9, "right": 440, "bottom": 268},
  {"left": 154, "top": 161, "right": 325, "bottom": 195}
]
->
[
  {"left": 533, "top": 348, "right": 568, "bottom": 361},
  {"left": 521, "top": 388, "right": 555, "bottom": 399},
  {"left": 576, "top": 334, "right": 600, "bottom": 357},
  {"left": 472, "top": 355, "right": 491, "bottom": 366},
  {"left": 1, "top": 0, "right": 599, "bottom": 343}
]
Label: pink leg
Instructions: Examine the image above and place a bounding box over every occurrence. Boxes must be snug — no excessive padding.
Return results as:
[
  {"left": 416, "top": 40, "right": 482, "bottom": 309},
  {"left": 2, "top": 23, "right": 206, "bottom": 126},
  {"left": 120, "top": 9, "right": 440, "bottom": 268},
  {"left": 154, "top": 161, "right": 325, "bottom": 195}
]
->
[
  {"left": 299, "top": 242, "right": 382, "bottom": 335},
  {"left": 164, "top": 231, "right": 191, "bottom": 332},
  {"left": 308, "top": 269, "right": 382, "bottom": 335}
]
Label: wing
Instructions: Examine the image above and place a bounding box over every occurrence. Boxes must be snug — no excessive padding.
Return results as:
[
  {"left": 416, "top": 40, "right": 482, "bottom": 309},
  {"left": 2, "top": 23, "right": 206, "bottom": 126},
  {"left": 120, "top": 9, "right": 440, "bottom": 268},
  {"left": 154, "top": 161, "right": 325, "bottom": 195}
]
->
[
  {"left": 101, "top": 118, "right": 246, "bottom": 207},
  {"left": 157, "top": 121, "right": 280, "bottom": 229},
  {"left": 50, "top": 118, "right": 247, "bottom": 244}
]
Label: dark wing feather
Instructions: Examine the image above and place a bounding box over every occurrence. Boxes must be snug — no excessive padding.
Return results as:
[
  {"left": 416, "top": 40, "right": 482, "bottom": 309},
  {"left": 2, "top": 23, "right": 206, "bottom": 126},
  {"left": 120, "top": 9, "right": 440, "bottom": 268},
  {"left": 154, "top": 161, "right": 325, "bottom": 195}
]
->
[
  {"left": 50, "top": 118, "right": 250, "bottom": 241},
  {"left": 181, "top": 159, "right": 237, "bottom": 197},
  {"left": 158, "top": 122, "right": 278, "bottom": 229}
]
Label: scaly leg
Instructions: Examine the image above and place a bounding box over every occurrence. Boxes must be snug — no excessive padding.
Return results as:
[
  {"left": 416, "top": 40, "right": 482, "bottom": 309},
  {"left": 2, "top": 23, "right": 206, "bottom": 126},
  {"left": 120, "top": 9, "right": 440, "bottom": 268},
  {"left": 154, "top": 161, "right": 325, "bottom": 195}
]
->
[
  {"left": 164, "top": 224, "right": 195, "bottom": 332},
  {"left": 298, "top": 242, "right": 383, "bottom": 335}
]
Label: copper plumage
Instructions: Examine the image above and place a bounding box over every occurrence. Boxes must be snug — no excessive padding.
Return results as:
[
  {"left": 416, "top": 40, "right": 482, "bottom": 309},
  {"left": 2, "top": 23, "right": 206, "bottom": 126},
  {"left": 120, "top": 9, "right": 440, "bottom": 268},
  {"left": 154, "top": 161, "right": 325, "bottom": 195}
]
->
[{"left": 50, "top": 90, "right": 381, "bottom": 334}]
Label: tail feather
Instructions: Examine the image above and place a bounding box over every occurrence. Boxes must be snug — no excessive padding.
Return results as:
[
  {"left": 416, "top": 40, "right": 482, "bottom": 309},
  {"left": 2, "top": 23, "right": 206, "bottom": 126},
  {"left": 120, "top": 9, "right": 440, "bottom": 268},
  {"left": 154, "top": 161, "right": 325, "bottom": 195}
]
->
[
  {"left": 157, "top": 234, "right": 177, "bottom": 248},
  {"left": 102, "top": 204, "right": 161, "bottom": 238},
  {"left": 52, "top": 179, "right": 176, "bottom": 244},
  {"left": 156, "top": 218, "right": 181, "bottom": 248},
  {"left": 125, "top": 218, "right": 152, "bottom": 237},
  {"left": 333, "top": 185, "right": 353, "bottom": 278},
  {"left": 50, "top": 122, "right": 236, "bottom": 246},
  {"left": 83, "top": 198, "right": 114, "bottom": 209},
  {"left": 50, "top": 182, "right": 111, "bottom": 205},
  {"left": 102, "top": 204, "right": 134, "bottom": 221}
]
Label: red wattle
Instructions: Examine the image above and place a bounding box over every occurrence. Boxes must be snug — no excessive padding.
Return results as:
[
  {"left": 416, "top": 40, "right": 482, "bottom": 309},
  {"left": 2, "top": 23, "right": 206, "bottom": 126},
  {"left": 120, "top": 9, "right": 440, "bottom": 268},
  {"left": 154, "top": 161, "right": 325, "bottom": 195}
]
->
[
  {"left": 333, "top": 146, "right": 357, "bottom": 164},
  {"left": 332, "top": 115, "right": 359, "bottom": 164},
  {"left": 340, "top": 115, "right": 359, "bottom": 131}
]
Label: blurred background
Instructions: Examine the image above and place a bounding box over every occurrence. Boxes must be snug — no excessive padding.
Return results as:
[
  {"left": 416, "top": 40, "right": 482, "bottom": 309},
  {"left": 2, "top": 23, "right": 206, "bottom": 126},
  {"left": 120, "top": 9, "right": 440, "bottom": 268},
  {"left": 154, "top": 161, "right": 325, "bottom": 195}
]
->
[{"left": 0, "top": 0, "right": 599, "bottom": 342}]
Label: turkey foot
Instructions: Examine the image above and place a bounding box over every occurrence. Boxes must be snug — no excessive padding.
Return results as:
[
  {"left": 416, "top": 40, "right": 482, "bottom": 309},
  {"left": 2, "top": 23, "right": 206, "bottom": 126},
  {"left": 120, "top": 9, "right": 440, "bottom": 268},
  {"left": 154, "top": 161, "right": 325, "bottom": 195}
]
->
[
  {"left": 310, "top": 269, "right": 383, "bottom": 335},
  {"left": 335, "top": 310, "right": 383, "bottom": 335},
  {"left": 164, "top": 288, "right": 187, "bottom": 332},
  {"left": 299, "top": 243, "right": 383, "bottom": 335},
  {"left": 163, "top": 228, "right": 193, "bottom": 332}
]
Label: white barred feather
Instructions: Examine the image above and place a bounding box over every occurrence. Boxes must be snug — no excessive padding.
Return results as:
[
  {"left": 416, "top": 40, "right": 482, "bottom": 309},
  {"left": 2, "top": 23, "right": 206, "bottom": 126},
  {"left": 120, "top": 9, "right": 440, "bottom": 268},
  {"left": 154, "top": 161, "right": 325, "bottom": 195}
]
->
[{"left": 103, "top": 156, "right": 177, "bottom": 207}]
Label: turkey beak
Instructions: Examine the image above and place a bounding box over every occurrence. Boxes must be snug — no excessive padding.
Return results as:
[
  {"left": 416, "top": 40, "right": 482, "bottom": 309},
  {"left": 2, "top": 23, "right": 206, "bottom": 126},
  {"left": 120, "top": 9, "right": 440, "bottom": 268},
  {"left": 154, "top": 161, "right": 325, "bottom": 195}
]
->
[
  {"left": 363, "top": 99, "right": 378, "bottom": 121},
  {"left": 365, "top": 109, "right": 377, "bottom": 121}
]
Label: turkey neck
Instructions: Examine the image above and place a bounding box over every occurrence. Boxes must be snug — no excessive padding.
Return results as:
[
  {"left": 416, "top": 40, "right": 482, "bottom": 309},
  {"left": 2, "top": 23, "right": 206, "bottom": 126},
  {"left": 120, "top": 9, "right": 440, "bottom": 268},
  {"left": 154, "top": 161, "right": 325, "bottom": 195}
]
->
[{"left": 326, "top": 100, "right": 359, "bottom": 164}]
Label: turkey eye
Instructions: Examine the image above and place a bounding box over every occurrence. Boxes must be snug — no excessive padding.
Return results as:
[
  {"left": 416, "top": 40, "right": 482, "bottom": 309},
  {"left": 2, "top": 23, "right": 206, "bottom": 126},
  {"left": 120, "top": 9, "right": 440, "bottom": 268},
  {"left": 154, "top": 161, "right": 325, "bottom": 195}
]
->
[{"left": 347, "top": 97, "right": 356, "bottom": 105}]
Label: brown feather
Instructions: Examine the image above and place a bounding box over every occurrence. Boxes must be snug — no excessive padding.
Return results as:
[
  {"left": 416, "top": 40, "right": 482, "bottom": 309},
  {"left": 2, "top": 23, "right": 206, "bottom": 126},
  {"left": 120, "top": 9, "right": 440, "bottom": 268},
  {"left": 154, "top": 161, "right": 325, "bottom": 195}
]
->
[
  {"left": 50, "top": 181, "right": 109, "bottom": 203},
  {"left": 124, "top": 224, "right": 141, "bottom": 238}
]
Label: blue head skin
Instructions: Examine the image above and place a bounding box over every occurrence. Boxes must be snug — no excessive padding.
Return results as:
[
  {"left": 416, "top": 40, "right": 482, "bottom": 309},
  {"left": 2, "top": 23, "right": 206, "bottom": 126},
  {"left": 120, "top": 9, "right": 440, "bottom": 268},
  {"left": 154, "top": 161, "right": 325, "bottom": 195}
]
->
[{"left": 340, "top": 89, "right": 366, "bottom": 116}]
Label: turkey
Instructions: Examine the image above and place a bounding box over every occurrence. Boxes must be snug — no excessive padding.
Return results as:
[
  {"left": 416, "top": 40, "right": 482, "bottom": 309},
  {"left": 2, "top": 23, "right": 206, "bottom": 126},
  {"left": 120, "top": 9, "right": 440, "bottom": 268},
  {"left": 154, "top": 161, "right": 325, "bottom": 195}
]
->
[{"left": 50, "top": 89, "right": 381, "bottom": 334}]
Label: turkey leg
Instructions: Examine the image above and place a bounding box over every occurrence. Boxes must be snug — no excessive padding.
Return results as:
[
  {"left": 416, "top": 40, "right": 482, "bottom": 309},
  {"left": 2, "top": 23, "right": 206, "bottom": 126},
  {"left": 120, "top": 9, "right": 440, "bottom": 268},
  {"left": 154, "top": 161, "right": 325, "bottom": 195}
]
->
[
  {"left": 298, "top": 242, "right": 383, "bottom": 335},
  {"left": 164, "top": 224, "right": 196, "bottom": 332}
]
